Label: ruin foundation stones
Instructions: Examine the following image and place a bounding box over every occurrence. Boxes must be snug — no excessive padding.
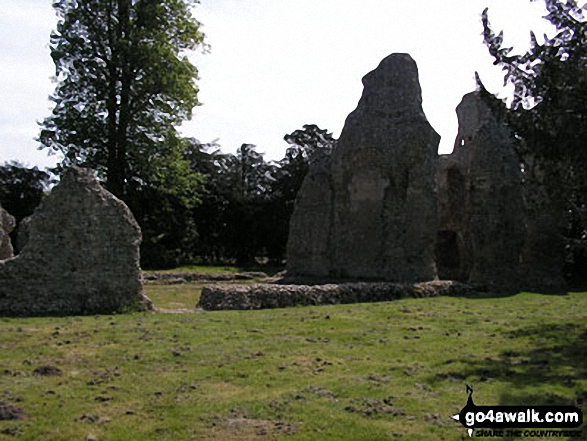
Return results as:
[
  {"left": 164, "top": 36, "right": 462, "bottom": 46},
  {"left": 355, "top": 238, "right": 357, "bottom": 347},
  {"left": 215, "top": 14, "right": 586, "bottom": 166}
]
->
[
  {"left": 287, "top": 53, "right": 439, "bottom": 282},
  {"left": 0, "top": 166, "right": 153, "bottom": 316},
  {"left": 0, "top": 204, "right": 16, "bottom": 260},
  {"left": 198, "top": 281, "right": 475, "bottom": 311}
]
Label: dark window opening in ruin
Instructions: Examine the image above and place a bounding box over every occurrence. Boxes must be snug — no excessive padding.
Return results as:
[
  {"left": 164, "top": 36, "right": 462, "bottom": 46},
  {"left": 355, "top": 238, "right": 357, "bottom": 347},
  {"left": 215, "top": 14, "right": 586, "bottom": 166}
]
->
[{"left": 435, "top": 230, "right": 460, "bottom": 280}]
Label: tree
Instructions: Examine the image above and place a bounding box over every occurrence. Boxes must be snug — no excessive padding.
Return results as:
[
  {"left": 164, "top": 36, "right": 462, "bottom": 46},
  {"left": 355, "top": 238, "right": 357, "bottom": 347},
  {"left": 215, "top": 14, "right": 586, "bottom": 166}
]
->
[
  {"left": 183, "top": 139, "right": 239, "bottom": 263},
  {"left": 187, "top": 143, "right": 277, "bottom": 265},
  {"left": 480, "top": 0, "right": 587, "bottom": 285},
  {"left": 276, "top": 124, "right": 335, "bottom": 203},
  {"left": 257, "top": 124, "right": 336, "bottom": 262},
  {"left": 39, "top": 0, "right": 205, "bottom": 198},
  {"left": 0, "top": 162, "right": 52, "bottom": 253},
  {"left": 183, "top": 128, "right": 335, "bottom": 266},
  {"left": 39, "top": 0, "right": 207, "bottom": 268},
  {"left": 0, "top": 162, "right": 52, "bottom": 225},
  {"left": 480, "top": 0, "right": 587, "bottom": 164}
]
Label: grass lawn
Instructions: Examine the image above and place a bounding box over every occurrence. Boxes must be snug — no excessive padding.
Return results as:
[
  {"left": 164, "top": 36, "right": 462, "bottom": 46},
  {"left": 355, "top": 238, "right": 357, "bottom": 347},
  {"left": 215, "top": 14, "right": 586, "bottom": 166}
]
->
[
  {"left": 144, "top": 265, "right": 284, "bottom": 276},
  {"left": 143, "top": 282, "right": 209, "bottom": 311},
  {"left": 0, "top": 283, "right": 585, "bottom": 440},
  {"left": 144, "top": 265, "right": 242, "bottom": 275}
]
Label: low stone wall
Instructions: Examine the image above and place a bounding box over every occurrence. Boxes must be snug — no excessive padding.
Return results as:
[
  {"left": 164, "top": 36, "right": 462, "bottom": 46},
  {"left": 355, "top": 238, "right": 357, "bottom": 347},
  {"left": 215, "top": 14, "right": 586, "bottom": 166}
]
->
[{"left": 197, "top": 281, "right": 475, "bottom": 311}]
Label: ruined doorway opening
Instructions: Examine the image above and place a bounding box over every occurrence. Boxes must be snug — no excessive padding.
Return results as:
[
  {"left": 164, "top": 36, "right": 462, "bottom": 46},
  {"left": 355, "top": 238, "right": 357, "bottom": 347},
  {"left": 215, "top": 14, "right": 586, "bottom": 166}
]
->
[{"left": 435, "top": 230, "right": 461, "bottom": 281}]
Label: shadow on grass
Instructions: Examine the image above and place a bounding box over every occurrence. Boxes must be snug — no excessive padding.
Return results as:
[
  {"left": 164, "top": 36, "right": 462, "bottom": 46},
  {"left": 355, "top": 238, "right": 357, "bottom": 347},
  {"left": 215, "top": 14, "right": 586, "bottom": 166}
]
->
[
  {"left": 462, "top": 322, "right": 585, "bottom": 391},
  {"left": 447, "top": 287, "right": 572, "bottom": 300},
  {"left": 441, "top": 323, "right": 587, "bottom": 439}
]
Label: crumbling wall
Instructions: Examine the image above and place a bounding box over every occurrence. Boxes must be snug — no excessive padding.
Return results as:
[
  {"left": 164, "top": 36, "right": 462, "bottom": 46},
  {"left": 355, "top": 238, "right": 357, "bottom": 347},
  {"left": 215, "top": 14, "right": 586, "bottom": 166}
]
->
[
  {"left": 0, "top": 204, "right": 15, "bottom": 260},
  {"left": 286, "top": 58, "right": 566, "bottom": 292},
  {"left": 437, "top": 91, "right": 565, "bottom": 292},
  {"left": 436, "top": 156, "right": 472, "bottom": 282},
  {"left": 0, "top": 167, "right": 152, "bottom": 316},
  {"left": 287, "top": 53, "right": 439, "bottom": 282},
  {"left": 285, "top": 150, "right": 334, "bottom": 277}
]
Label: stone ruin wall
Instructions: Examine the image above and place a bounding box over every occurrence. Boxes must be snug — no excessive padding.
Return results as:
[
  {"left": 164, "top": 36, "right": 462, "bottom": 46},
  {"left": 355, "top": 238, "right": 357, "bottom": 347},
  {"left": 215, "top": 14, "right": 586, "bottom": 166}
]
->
[
  {"left": 288, "top": 53, "right": 567, "bottom": 292},
  {"left": 287, "top": 53, "right": 439, "bottom": 283},
  {"left": 0, "top": 53, "right": 567, "bottom": 309},
  {"left": 286, "top": 150, "right": 334, "bottom": 277},
  {"left": 0, "top": 166, "right": 152, "bottom": 316},
  {"left": 436, "top": 91, "right": 566, "bottom": 292},
  {"left": 0, "top": 204, "right": 15, "bottom": 260},
  {"left": 436, "top": 91, "right": 526, "bottom": 290}
]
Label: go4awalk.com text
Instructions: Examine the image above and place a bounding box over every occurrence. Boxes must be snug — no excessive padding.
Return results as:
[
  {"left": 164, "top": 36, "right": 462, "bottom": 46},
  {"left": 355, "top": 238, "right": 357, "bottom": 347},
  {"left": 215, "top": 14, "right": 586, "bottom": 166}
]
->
[{"left": 451, "top": 386, "right": 583, "bottom": 438}]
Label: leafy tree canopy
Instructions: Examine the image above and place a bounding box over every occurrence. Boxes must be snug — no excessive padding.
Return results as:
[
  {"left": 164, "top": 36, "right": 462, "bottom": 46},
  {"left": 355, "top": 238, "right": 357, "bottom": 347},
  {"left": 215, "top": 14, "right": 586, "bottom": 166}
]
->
[
  {"left": 0, "top": 162, "right": 52, "bottom": 224},
  {"left": 480, "top": 0, "right": 587, "bottom": 163},
  {"left": 183, "top": 125, "right": 336, "bottom": 265},
  {"left": 276, "top": 124, "right": 336, "bottom": 201},
  {"left": 38, "top": 0, "right": 207, "bottom": 268},
  {"left": 481, "top": 0, "right": 587, "bottom": 284},
  {"left": 39, "top": 0, "right": 206, "bottom": 199}
]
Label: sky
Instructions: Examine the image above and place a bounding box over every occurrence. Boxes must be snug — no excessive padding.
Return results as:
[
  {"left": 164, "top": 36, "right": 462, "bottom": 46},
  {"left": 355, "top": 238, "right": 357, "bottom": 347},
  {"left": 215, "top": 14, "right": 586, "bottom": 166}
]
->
[{"left": 0, "top": 0, "right": 556, "bottom": 170}]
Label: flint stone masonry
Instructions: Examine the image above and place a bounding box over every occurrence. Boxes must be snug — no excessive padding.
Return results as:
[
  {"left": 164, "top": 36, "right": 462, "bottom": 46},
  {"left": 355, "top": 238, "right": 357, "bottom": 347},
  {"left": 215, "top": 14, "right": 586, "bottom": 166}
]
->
[
  {"left": 286, "top": 150, "right": 333, "bottom": 277},
  {"left": 0, "top": 167, "right": 152, "bottom": 316},
  {"left": 0, "top": 204, "right": 15, "bottom": 260},
  {"left": 437, "top": 91, "right": 567, "bottom": 292},
  {"left": 436, "top": 92, "right": 525, "bottom": 290},
  {"left": 198, "top": 281, "right": 475, "bottom": 311},
  {"left": 287, "top": 53, "right": 439, "bottom": 282}
]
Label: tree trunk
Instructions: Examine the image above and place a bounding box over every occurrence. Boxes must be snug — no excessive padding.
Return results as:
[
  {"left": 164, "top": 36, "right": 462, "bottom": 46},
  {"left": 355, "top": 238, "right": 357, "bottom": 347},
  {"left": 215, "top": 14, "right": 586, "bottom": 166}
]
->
[
  {"left": 106, "top": 0, "right": 123, "bottom": 197},
  {"left": 116, "top": 0, "right": 132, "bottom": 198},
  {"left": 104, "top": 0, "right": 133, "bottom": 198}
]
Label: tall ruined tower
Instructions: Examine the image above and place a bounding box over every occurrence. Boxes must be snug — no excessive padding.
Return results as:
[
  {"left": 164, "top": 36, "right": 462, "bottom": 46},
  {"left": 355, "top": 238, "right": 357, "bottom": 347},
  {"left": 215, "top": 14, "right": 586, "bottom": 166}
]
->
[
  {"left": 437, "top": 91, "right": 566, "bottom": 292},
  {"left": 436, "top": 91, "right": 524, "bottom": 290},
  {"left": 287, "top": 53, "right": 439, "bottom": 282}
]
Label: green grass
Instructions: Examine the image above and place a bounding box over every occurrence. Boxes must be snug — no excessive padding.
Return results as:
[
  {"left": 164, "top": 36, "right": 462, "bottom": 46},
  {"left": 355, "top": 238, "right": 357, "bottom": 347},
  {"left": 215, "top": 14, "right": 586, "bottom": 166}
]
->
[
  {"left": 144, "top": 264, "right": 284, "bottom": 276},
  {"left": 1, "top": 288, "right": 586, "bottom": 440},
  {"left": 146, "top": 265, "right": 242, "bottom": 275},
  {"left": 145, "top": 280, "right": 258, "bottom": 310},
  {"left": 142, "top": 282, "right": 205, "bottom": 310}
]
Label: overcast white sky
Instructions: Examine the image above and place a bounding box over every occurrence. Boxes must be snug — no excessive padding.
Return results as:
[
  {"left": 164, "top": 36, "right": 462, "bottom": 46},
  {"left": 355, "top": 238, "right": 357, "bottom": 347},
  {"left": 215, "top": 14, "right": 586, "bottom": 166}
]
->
[{"left": 0, "top": 0, "right": 554, "bottom": 169}]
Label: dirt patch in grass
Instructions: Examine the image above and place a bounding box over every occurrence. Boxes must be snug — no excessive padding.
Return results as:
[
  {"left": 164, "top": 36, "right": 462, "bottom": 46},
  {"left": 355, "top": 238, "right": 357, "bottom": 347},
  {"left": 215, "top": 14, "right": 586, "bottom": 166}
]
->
[
  {"left": 343, "top": 397, "right": 405, "bottom": 417},
  {"left": 0, "top": 402, "right": 27, "bottom": 421},
  {"left": 223, "top": 417, "right": 297, "bottom": 438},
  {"left": 33, "top": 365, "right": 63, "bottom": 376}
]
